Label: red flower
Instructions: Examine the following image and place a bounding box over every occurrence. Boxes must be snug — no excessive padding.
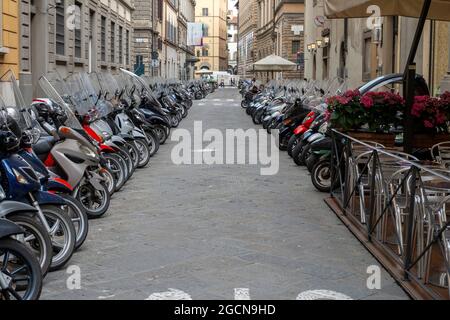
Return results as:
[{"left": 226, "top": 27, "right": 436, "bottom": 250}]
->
[
  {"left": 424, "top": 120, "right": 434, "bottom": 128},
  {"left": 361, "top": 95, "right": 374, "bottom": 109}
]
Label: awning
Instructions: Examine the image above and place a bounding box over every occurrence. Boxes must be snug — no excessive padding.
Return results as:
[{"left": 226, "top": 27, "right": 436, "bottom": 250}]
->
[
  {"left": 250, "top": 54, "right": 297, "bottom": 72},
  {"left": 324, "top": 0, "right": 450, "bottom": 21}
]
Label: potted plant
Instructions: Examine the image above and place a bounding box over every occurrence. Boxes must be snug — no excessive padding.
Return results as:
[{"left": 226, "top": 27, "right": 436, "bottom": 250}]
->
[
  {"left": 410, "top": 93, "right": 450, "bottom": 148},
  {"left": 327, "top": 90, "right": 403, "bottom": 146}
]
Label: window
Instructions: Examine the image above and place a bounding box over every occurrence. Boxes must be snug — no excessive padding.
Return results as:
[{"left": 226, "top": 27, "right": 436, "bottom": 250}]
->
[
  {"left": 74, "top": 3, "right": 82, "bottom": 58},
  {"left": 101, "top": 16, "right": 106, "bottom": 62},
  {"left": 203, "top": 24, "right": 209, "bottom": 37},
  {"left": 56, "top": 0, "right": 65, "bottom": 55},
  {"left": 292, "top": 40, "right": 301, "bottom": 54},
  {"left": 110, "top": 22, "right": 115, "bottom": 63},
  {"left": 202, "top": 8, "right": 208, "bottom": 16},
  {"left": 202, "top": 48, "right": 208, "bottom": 56},
  {"left": 126, "top": 30, "right": 130, "bottom": 65},
  {"left": 196, "top": 50, "right": 200, "bottom": 57},
  {"left": 362, "top": 30, "right": 373, "bottom": 81},
  {"left": 158, "top": 0, "right": 163, "bottom": 20},
  {"left": 322, "top": 46, "right": 329, "bottom": 79},
  {"left": 119, "top": 26, "right": 123, "bottom": 64}
]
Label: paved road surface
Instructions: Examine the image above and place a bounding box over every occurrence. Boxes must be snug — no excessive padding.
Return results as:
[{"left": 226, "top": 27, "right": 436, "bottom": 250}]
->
[{"left": 42, "top": 88, "right": 408, "bottom": 300}]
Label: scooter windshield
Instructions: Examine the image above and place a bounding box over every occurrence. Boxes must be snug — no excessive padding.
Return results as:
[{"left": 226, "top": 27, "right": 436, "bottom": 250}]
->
[
  {"left": 65, "top": 73, "right": 96, "bottom": 117},
  {"left": 114, "top": 72, "right": 140, "bottom": 105},
  {"left": 91, "top": 72, "right": 120, "bottom": 103},
  {"left": 0, "top": 71, "right": 32, "bottom": 130},
  {"left": 78, "top": 72, "right": 114, "bottom": 118},
  {"left": 119, "top": 68, "right": 164, "bottom": 111},
  {"left": 38, "top": 75, "right": 84, "bottom": 130}
]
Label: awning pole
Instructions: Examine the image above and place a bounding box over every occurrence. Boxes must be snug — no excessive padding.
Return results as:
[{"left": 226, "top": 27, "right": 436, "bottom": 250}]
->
[{"left": 403, "top": 0, "right": 432, "bottom": 154}]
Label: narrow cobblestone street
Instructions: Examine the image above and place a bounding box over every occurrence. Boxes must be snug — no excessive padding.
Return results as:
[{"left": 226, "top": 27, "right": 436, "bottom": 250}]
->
[{"left": 42, "top": 88, "right": 408, "bottom": 300}]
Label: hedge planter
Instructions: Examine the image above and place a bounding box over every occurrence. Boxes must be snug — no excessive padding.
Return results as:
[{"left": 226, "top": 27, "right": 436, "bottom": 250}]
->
[
  {"left": 412, "top": 134, "right": 450, "bottom": 149},
  {"left": 347, "top": 131, "right": 396, "bottom": 148}
]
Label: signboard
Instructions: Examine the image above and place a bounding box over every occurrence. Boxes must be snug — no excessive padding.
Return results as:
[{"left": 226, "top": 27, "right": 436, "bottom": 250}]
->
[
  {"left": 291, "top": 25, "right": 304, "bottom": 35},
  {"left": 187, "top": 23, "right": 204, "bottom": 46},
  {"left": 314, "top": 16, "right": 326, "bottom": 27},
  {"left": 151, "top": 60, "right": 159, "bottom": 68}
]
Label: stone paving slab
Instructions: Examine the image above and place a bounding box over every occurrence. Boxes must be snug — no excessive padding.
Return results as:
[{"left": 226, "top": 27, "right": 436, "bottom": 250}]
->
[{"left": 41, "top": 88, "right": 409, "bottom": 300}]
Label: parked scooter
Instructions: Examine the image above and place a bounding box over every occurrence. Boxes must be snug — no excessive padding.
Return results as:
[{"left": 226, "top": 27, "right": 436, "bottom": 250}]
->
[
  {"left": 0, "top": 103, "right": 76, "bottom": 272},
  {"left": 4, "top": 72, "right": 88, "bottom": 250},
  {"left": 35, "top": 75, "right": 112, "bottom": 219}
]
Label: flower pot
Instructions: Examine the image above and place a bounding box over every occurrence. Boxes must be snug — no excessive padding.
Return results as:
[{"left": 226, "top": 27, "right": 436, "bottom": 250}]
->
[
  {"left": 412, "top": 134, "right": 450, "bottom": 149},
  {"left": 347, "top": 131, "right": 396, "bottom": 148}
]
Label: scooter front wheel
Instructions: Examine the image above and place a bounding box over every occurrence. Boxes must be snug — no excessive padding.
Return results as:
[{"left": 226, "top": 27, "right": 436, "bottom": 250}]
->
[
  {"left": 144, "top": 129, "right": 160, "bottom": 157},
  {"left": 7, "top": 214, "right": 52, "bottom": 277},
  {"left": 0, "top": 239, "right": 43, "bottom": 300},
  {"left": 103, "top": 154, "right": 126, "bottom": 191},
  {"left": 76, "top": 180, "right": 111, "bottom": 219},
  {"left": 41, "top": 205, "right": 76, "bottom": 271},
  {"left": 58, "top": 194, "right": 89, "bottom": 251},
  {"left": 134, "top": 138, "right": 151, "bottom": 168},
  {"left": 154, "top": 125, "right": 169, "bottom": 145},
  {"left": 311, "top": 160, "right": 332, "bottom": 193}
]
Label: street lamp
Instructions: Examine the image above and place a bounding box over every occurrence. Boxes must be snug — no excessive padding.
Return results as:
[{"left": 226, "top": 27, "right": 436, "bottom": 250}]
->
[
  {"left": 308, "top": 43, "right": 317, "bottom": 54},
  {"left": 323, "top": 36, "right": 330, "bottom": 47},
  {"left": 316, "top": 39, "right": 323, "bottom": 48}
]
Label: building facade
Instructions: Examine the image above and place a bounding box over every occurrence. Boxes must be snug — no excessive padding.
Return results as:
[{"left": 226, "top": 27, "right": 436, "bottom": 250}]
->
[
  {"left": 273, "top": 0, "right": 305, "bottom": 79},
  {"left": 18, "top": 0, "right": 134, "bottom": 102},
  {"left": 227, "top": 9, "right": 238, "bottom": 74},
  {"left": 178, "top": 0, "right": 196, "bottom": 80},
  {"left": 194, "top": 0, "right": 228, "bottom": 72},
  {"left": 238, "top": 0, "right": 305, "bottom": 80},
  {"left": 304, "top": 0, "right": 450, "bottom": 95},
  {"left": 133, "top": 0, "right": 159, "bottom": 76},
  {"left": 0, "top": 0, "right": 20, "bottom": 79},
  {"left": 236, "top": 0, "right": 258, "bottom": 78}
]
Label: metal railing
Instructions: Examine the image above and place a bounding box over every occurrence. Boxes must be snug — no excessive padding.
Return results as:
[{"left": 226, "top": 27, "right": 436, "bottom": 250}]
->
[{"left": 330, "top": 129, "right": 450, "bottom": 300}]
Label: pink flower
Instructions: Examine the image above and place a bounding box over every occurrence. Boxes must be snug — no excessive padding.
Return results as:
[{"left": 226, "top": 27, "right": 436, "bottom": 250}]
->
[
  {"left": 361, "top": 95, "right": 374, "bottom": 109},
  {"left": 424, "top": 120, "right": 434, "bottom": 128},
  {"left": 436, "top": 112, "right": 447, "bottom": 124}
]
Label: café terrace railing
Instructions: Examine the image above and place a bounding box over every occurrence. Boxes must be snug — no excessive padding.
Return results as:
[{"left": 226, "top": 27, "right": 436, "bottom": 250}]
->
[{"left": 327, "top": 129, "right": 450, "bottom": 300}]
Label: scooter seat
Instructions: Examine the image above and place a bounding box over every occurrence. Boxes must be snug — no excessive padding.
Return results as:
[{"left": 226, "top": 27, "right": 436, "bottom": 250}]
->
[{"left": 33, "top": 136, "right": 56, "bottom": 161}]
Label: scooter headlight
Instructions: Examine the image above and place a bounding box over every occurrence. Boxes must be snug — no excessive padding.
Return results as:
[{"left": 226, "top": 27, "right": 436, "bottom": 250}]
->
[
  {"left": 80, "top": 145, "right": 97, "bottom": 158},
  {"left": 13, "top": 168, "right": 28, "bottom": 185},
  {"left": 35, "top": 170, "right": 46, "bottom": 181},
  {"left": 102, "top": 132, "right": 112, "bottom": 141}
]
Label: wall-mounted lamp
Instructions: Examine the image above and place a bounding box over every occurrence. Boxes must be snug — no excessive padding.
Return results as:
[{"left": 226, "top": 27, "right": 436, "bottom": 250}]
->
[
  {"left": 307, "top": 43, "right": 317, "bottom": 54},
  {"left": 316, "top": 39, "right": 323, "bottom": 48},
  {"left": 372, "top": 25, "right": 383, "bottom": 44}
]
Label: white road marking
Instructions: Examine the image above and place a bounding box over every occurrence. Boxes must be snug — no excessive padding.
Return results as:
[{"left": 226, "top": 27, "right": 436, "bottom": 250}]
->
[
  {"left": 193, "top": 149, "right": 215, "bottom": 153},
  {"left": 234, "top": 288, "right": 251, "bottom": 300},
  {"left": 198, "top": 103, "right": 205, "bottom": 106},
  {"left": 98, "top": 294, "right": 116, "bottom": 299},
  {"left": 146, "top": 288, "right": 192, "bottom": 300},
  {"left": 296, "top": 290, "right": 353, "bottom": 300}
]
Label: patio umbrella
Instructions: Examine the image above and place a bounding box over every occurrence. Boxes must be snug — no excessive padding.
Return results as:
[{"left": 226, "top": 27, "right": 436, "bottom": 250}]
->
[
  {"left": 250, "top": 54, "right": 297, "bottom": 72},
  {"left": 324, "top": 0, "right": 450, "bottom": 153},
  {"left": 195, "top": 69, "right": 213, "bottom": 75},
  {"left": 325, "top": 0, "right": 450, "bottom": 21}
]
